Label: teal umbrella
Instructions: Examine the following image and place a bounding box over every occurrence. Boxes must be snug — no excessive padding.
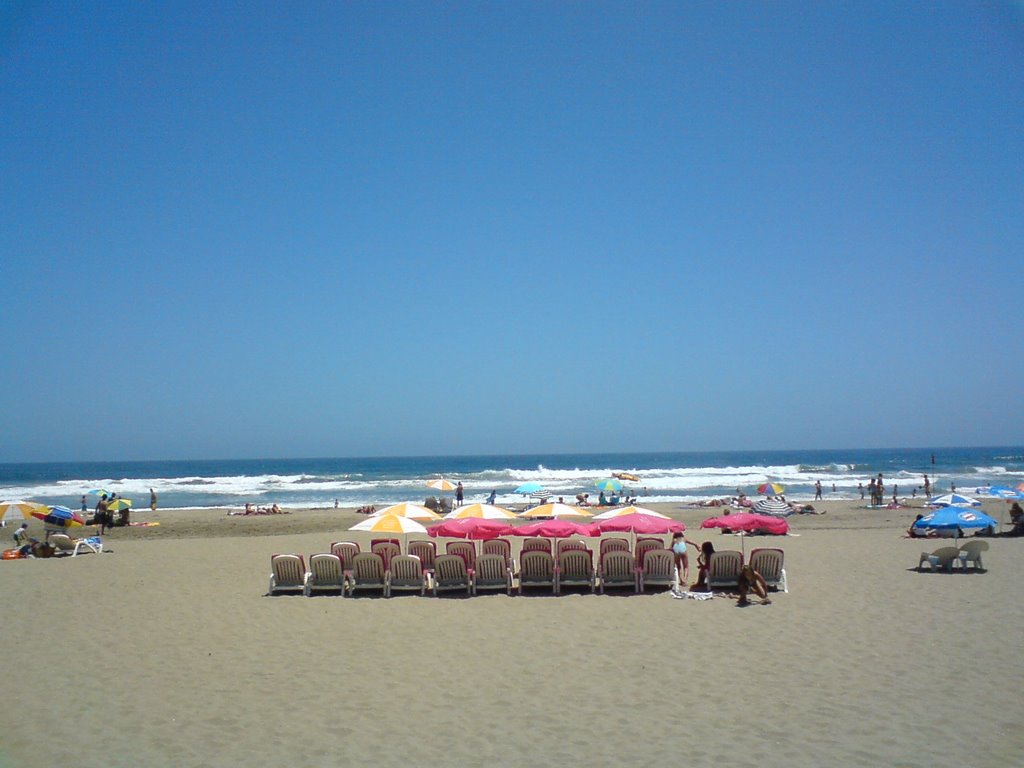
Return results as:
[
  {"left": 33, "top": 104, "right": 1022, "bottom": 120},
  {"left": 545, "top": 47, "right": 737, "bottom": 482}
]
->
[{"left": 594, "top": 478, "right": 623, "bottom": 492}]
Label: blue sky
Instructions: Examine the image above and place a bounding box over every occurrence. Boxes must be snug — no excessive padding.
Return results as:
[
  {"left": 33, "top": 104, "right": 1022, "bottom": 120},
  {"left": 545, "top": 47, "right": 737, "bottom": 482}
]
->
[{"left": 1, "top": 2, "right": 1022, "bottom": 461}]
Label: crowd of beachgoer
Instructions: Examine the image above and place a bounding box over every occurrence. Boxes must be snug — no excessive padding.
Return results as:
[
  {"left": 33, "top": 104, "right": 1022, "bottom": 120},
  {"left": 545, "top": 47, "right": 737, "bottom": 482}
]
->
[{"left": 227, "top": 503, "right": 291, "bottom": 516}]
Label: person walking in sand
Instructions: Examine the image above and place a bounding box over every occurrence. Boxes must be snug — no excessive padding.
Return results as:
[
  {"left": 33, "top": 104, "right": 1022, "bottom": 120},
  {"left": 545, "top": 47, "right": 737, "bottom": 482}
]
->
[
  {"left": 150, "top": 488, "right": 157, "bottom": 512},
  {"left": 814, "top": 481, "right": 822, "bottom": 501}
]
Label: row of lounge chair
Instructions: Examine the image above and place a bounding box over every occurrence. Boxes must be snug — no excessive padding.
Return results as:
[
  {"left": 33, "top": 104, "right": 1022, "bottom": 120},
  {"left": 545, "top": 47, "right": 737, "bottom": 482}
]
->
[
  {"left": 917, "top": 541, "right": 988, "bottom": 572},
  {"left": 266, "top": 537, "right": 788, "bottom": 597}
]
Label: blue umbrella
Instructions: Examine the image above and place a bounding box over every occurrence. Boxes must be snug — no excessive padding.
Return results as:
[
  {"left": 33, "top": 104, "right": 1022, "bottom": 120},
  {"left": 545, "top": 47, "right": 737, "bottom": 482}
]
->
[
  {"left": 983, "top": 486, "right": 1024, "bottom": 500},
  {"left": 594, "top": 478, "right": 623, "bottom": 492},
  {"left": 927, "top": 493, "right": 981, "bottom": 507},
  {"left": 31, "top": 505, "right": 85, "bottom": 529},
  {"left": 913, "top": 506, "right": 997, "bottom": 534},
  {"left": 514, "top": 482, "right": 545, "bottom": 495}
]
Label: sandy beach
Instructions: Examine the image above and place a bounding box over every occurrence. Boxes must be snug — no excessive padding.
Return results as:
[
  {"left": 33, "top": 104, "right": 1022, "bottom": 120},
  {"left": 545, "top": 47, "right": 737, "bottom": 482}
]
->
[{"left": 3, "top": 499, "right": 1021, "bottom": 768}]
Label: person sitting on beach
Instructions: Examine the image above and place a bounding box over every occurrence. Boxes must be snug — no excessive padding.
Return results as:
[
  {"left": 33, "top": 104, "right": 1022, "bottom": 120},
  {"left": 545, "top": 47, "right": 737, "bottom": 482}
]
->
[
  {"left": 575, "top": 493, "right": 590, "bottom": 506},
  {"left": 1009, "top": 503, "right": 1024, "bottom": 536},
  {"left": 271, "top": 503, "right": 281, "bottom": 514},
  {"left": 736, "top": 564, "right": 771, "bottom": 606},
  {"left": 244, "top": 503, "right": 255, "bottom": 515},
  {"left": 693, "top": 541, "right": 714, "bottom": 591},
  {"left": 598, "top": 491, "right": 607, "bottom": 506},
  {"left": 487, "top": 490, "right": 497, "bottom": 505},
  {"left": 670, "top": 532, "right": 690, "bottom": 588}
]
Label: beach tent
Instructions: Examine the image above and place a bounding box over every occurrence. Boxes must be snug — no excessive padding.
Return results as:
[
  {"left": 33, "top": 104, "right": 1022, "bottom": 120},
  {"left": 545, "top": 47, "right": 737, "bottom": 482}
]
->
[{"left": 700, "top": 512, "right": 789, "bottom": 536}]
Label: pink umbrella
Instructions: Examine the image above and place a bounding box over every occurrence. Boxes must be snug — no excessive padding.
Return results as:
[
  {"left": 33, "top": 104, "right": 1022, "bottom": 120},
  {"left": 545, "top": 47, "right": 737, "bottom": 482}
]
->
[
  {"left": 700, "top": 513, "right": 788, "bottom": 536},
  {"left": 512, "top": 519, "right": 599, "bottom": 538},
  {"left": 594, "top": 512, "right": 684, "bottom": 535},
  {"left": 427, "top": 518, "right": 515, "bottom": 540}
]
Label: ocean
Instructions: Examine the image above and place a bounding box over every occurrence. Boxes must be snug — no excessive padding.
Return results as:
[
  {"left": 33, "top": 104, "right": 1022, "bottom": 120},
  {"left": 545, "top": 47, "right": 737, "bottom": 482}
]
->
[{"left": 2, "top": 446, "right": 1022, "bottom": 512}]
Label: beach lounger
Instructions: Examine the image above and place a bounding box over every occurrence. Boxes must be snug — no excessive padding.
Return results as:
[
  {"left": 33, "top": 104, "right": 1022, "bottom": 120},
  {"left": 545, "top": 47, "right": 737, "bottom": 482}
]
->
[
  {"left": 556, "top": 539, "right": 589, "bottom": 556},
  {"left": 433, "top": 554, "right": 472, "bottom": 596},
  {"left": 634, "top": 538, "right": 663, "bottom": 569},
  {"left": 330, "top": 541, "right": 360, "bottom": 587},
  {"left": 388, "top": 555, "right": 427, "bottom": 596},
  {"left": 556, "top": 549, "right": 595, "bottom": 594},
  {"left": 957, "top": 540, "right": 989, "bottom": 571},
  {"left": 599, "top": 537, "right": 630, "bottom": 558},
  {"left": 519, "top": 550, "right": 556, "bottom": 594},
  {"left": 348, "top": 553, "right": 387, "bottom": 597},
  {"left": 521, "top": 537, "right": 552, "bottom": 555},
  {"left": 706, "top": 551, "right": 744, "bottom": 590},
  {"left": 268, "top": 554, "right": 308, "bottom": 596},
  {"left": 49, "top": 533, "right": 102, "bottom": 557},
  {"left": 481, "top": 538, "right": 515, "bottom": 576},
  {"left": 638, "top": 549, "right": 674, "bottom": 592},
  {"left": 446, "top": 541, "right": 477, "bottom": 579},
  {"left": 598, "top": 550, "right": 637, "bottom": 594},
  {"left": 473, "top": 553, "right": 513, "bottom": 595},
  {"left": 371, "top": 541, "right": 401, "bottom": 571},
  {"left": 305, "top": 553, "right": 346, "bottom": 596},
  {"left": 407, "top": 540, "right": 437, "bottom": 584},
  {"left": 748, "top": 547, "right": 788, "bottom": 592},
  {"left": 918, "top": 546, "right": 960, "bottom": 573}
]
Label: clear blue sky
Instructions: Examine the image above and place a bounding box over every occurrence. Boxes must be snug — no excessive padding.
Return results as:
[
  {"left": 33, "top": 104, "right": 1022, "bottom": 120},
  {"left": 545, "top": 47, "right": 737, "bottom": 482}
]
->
[{"left": 2, "top": 2, "right": 1022, "bottom": 462}]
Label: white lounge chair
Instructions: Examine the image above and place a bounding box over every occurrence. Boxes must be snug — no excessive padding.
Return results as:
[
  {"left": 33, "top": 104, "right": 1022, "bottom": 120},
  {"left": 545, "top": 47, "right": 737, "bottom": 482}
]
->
[
  {"left": 598, "top": 550, "right": 637, "bottom": 594},
  {"left": 49, "top": 533, "right": 102, "bottom": 557},
  {"left": 388, "top": 555, "right": 427, "bottom": 596},
  {"left": 637, "top": 549, "right": 675, "bottom": 592},
  {"left": 556, "top": 549, "right": 595, "bottom": 594},
  {"left": 749, "top": 547, "right": 788, "bottom": 592},
  {"left": 473, "top": 553, "right": 513, "bottom": 595},
  {"left": 268, "top": 554, "right": 308, "bottom": 595},
  {"left": 957, "top": 540, "right": 989, "bottom": 572},
  {"left": 706, "top": 551, "right": 743, "bottom": 590},
  {"left": 348, "top": 553, "right": 387, "bottom": 597},
  {"left": 433, "top": 554, "right": 471, "bottom": 596},
  {"left": 918, "top": 546, "right": 960, "bottom": 572},
  {"left": 519, "top": 550, "right": 556, "bottom": 595},
  {"left": 305, "top": 553, "right": 346, "bottom": 596}
]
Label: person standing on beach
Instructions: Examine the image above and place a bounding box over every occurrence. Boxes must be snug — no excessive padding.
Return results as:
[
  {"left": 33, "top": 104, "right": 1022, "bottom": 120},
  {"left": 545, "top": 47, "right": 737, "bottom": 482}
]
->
[
  {"left": 150, "top": 488, "right": 157, "bottom": 512},
  {"left": 814, "top": 481, "right": 822, "bottom": 500},
  {"left": 858, "top": 483, "right": 864, "bottom": 500},
  {"left": 96, "top": 494, "right": 109, "bottom": 535},
  {"left": 923, "top": 474, "right": 931, "bottom": 498},
  {"left": 455, "top": 482, "right": 464, "bottom": 507}
]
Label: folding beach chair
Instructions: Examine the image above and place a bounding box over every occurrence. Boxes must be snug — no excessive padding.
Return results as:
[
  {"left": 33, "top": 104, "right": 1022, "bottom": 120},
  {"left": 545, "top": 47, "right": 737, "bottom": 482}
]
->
[
  {"left": 556, "top": 549, "right": 595, "bottom": 594},
  {"left": 268, "top": 554, "right": 308, "bottom": 596},
  {"left": 519, "top": 550, "right": 556, "bottom": 595},
  {"left": 638, "top": 548, "right": 674, "bottom": 592},
  {"left": 348, "top": 553, "right": 387, "bottom": 597},
  {"left": 433, "top": 554, "right": 472, "bottom": 596},
  {"left": 305, "top": 553, "right": 346, "bottom": 596},
  {"left": 706, "top": 550, "right": 744, "bottom": 590},
  {"left": 598, "top": 550, "right": 637, "bottom": 594},
  {"left": 473, "top": 553, "right": 513, "bottom": 595},
  {"left": 748, "top": 547, "right": 788, "bottom": 592}
]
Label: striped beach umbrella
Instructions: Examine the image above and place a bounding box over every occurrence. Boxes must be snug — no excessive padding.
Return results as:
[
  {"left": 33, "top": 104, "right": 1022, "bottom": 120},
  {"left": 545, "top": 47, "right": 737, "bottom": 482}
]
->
[
  {"left": 592, "top": 505, "right": 671, "bottom": 520},
  {"left": 519, "top": 503, "right": 593, "bottom": 518},
  {"left": 757, "top": 483, "right": 785, "bottom": 495},
  {"left": 752, "top": 498, "right": 792, "bottom": 516},
  {"left": 443, "top": 503, "right": 517, "bottom": 520},
  {"left": 349, "top": 514, "right": 428, "bottom": 534},
  {"left": 594, "top": 478, "right": 623, "bottom": 492},
  {"left": 927, "top": 493, "right": 980, "bottom": 507},
  {"left": 32, "top": 505, "right": 85, "bottom": 529},
  {"left": 372, "top": 503, "right": 441, "bottom": 520},
  {"left": 426, "top": 478, "right": 457, "bottom": 492},
  {"left": 0, "top": 500, "right": 49, "bottom": 521}
]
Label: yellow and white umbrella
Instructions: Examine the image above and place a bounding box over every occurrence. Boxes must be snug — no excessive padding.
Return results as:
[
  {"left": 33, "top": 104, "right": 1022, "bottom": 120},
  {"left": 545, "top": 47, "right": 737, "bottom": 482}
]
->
[
  {"left": 592, "top": 505, "right": 671, "bottom": 520},
  {"left": 519, "top": 503, "right": 593, "bottom": 518},
  {"left": 426, "top": 478, "right": 457, "bottom": 492},
  {"left": 443, "top": 503, "right": 517, "bottom": 520},
  {"left": 0, "top": 500, "right": 49, "bottom": 521},
  {"left": 371, "top": 502, "right": 441, "bottom": 520},
  {"left": 349, "top": 514, "right": 428, "bottom": 534}
]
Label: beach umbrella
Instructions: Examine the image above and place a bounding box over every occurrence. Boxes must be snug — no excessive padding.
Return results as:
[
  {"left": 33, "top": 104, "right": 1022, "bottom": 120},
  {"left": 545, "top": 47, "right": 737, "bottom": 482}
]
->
[
  {"left": 757, "top": 483, "right": 785, "bottom": 495},
  {"left": 0, "top": 500, "right": 49, "bottom": 521},
  {"left": 87, "top": 488, "right": 112, "bottom": 497},
  {"left": 594, "top": 478, "right": 623, "bottom": 492},
  {"left": 514, "top": 482, "right": 545, "bottom": 495},
  {"left": 371, "top": 502, "right": 441, "bottom": 520},
  {"left": 593, "top": 512, "right": 684, "bottom": 535},
  {"left": 32, "top": 505, "right": 84, "bottom": 529},
  {"left": 427, "top": 518, "right": 515, "bottom": 540},
  {"left": 519, "top": 503, "right": 593, "bottom": 519},
  {"left": 913, "top": 506, "right": 997, "bottom": 536},
  {"left": 443, "top": 503, "right": 517, "bottom": 520},
  {"left": 426, "top": 478, "right": 457, "bottom": 492},
  {"left": 700, "top": 513, "right": 789, "bottom": 536},
  {"left": 752, "top": 498, "right": 792, "bottom": 516},
  {"left": 592, "top": 505, "right": 671, "bottom": 520},
  {"left": 512, "top": 519, "right": 598, "bottom": 538},
  {"left": 349, "top": 514, "right": 428, "bottom": 534},
  {"left": 983, "top": 486, "right": 1024, "bottom": 500},
  {"left": 106, "top": 498, "right": 133, "bottom": 512},
  {"left": 927, "top": 493, "right": 981, "bottom": 507}
]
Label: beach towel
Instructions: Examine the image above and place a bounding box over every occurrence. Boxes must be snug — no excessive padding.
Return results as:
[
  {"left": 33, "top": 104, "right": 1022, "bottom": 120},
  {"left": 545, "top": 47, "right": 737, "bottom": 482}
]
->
[{"left": 671, "top": 588, "right": 713, "bottom": 600}]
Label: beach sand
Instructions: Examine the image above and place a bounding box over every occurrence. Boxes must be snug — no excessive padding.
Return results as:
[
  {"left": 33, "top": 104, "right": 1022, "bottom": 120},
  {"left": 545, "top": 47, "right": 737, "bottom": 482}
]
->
[{"left": 2, "top": 500, "right": 1021, "bottom": 767}]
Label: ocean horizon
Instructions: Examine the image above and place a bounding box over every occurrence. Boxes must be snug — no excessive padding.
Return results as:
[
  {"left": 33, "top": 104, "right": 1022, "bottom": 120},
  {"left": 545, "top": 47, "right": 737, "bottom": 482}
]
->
[{"left": 2, "top": 445, "right": 1022, "bottom": 512}]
